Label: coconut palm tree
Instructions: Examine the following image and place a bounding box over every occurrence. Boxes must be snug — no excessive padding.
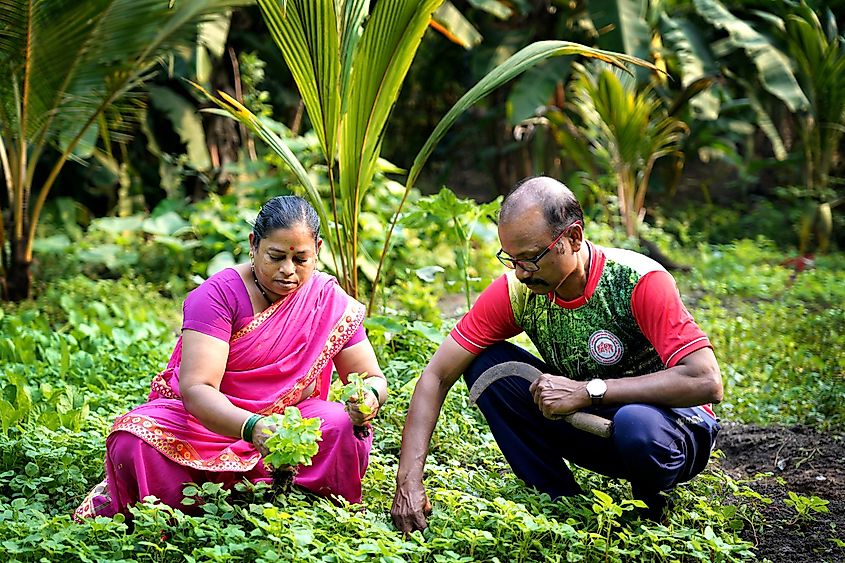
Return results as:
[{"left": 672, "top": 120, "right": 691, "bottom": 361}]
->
[
  {"left": 0, "top": 0, "right": 249, "bottom": 301},
  {"left": 567, "top": 62, "right": 688, "bottom": 240},
  {"left": 203, "top": 0, "right": 655, "bottom": 310}
]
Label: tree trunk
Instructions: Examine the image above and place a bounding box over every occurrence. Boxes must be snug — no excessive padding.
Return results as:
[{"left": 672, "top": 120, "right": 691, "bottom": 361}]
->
[
  {"left": 200, "top": 11, "right": 257, "bottom": 196},
  {"left": 5, "top": 247, "right": 32, "bottom": 301}
]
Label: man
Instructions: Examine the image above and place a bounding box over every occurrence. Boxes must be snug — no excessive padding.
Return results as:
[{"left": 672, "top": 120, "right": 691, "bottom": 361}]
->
[{"left": 391, "top": 176, "right": 722, "bottom": 532}]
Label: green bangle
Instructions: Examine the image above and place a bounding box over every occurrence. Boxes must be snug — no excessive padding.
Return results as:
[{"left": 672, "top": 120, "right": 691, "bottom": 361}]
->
[
  {"left": 366, "top": 385, "right": 381, "bottom": 406},
  {"left": 242, "top": 414, "right": 263, "bottom": 443}
]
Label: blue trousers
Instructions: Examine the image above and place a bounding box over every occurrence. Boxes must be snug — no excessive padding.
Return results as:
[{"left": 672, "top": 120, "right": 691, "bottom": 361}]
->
[{"left": 463, "top": 342, "right": 721, "bottom": 499}]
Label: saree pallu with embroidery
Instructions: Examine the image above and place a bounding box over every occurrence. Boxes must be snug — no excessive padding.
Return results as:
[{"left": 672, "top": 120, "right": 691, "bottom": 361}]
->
[{"left": 74, "top": 271, "right": 366, "bottom": 520}]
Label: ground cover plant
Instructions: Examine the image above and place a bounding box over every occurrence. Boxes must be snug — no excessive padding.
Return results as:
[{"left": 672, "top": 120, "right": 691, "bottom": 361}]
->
[{"left": 1, "top": 230, "right": 842, "bottom": 562}]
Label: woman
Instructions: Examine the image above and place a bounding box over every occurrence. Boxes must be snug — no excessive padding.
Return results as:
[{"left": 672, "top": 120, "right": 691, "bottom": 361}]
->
[{"left": 75, "top": 196, "right": 387, "bottom": 519}]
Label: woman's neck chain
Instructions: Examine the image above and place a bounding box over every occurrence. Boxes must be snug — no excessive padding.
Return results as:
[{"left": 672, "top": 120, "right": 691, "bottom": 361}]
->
[{"left": 251, "top": 265, "right": 274, "bottom": 304}]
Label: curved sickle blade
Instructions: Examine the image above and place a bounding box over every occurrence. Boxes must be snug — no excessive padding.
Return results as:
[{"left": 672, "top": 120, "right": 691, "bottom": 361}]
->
[
  {"left": 468, "top": 361, "right": 613, "bottom": 438},
  {"left": 469, "top": 361, "right": 542, "bottom": 404}
]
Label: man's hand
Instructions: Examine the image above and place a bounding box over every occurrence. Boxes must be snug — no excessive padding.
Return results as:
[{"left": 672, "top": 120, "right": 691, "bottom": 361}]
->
[
  {"left": 529, "top": 373, "right": 588, "bottom": 419},
  {"left": 391, "top": 479, "right": 433, "bottom": 534}
]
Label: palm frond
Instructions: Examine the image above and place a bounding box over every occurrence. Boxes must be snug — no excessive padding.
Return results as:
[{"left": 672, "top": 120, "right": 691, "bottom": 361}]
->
[{"left": 258, "top": 0, "right": 342, "bottom": 163}]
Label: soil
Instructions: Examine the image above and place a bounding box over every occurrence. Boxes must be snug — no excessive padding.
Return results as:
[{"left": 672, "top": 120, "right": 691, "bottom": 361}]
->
[{"left": 715, "top": 422, "right": 845, "bottom": 562}]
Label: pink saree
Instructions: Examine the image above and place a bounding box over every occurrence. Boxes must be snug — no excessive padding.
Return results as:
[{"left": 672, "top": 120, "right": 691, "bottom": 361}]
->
[{"left": 74, "top": 271, "right": 367, "bottom": 520}]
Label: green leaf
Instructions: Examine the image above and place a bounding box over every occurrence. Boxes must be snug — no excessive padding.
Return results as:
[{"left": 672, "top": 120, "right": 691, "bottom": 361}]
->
[
  {"left": 507, "top": 57, "right": 572, "bottom": 125},
  {"left": 468, "top": 0, "right": 512, "bottom": 20},
  {"left": 147, "top": 85, "right": 211, "bottom": 170},
  {"left": 592, "top": 489, "right": 614, "bottom": 505},
  {"left": 659, "top": 13, "right": 720, "bottom": 120},
  {"left": 587, "top": 0, "right": 652, "bottom": 83},
  {"left": 692, "top": 0, "right": 809, "bottom": 112},
  {"left": 207, "top": 251, "right": 237, "bottom": 277},
  {"left": 432, "top": 2, "right": 483, "bottom": 49},
  {"left": 262, "top": 407, "right": 323, "bottom": 468},
  {"left": 405, "top": 41, "right": 656, "bottom": 194},
  {"left": 415, "top": 265, "right": 445, "bottom": 282},
  {"left": 142, "top": 211, "right": 191, "bottom": 236},
  {"left": 257, "top": 0, "right": 342, "bottom": 163}
]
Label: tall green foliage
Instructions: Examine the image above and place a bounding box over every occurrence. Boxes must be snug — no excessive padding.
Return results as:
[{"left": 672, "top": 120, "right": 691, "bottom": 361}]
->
[
  {"left": 0, "top": 0, "right": 249, "bottom": 301},
  {"left": 568, "top": 63, "right": 688, "bottom": 238},
  {"left": 783, "top": 3, "right": 845, "bottom": 194},
  {"left": 205, "top": 0, "right": 655, "bottom": 310}
]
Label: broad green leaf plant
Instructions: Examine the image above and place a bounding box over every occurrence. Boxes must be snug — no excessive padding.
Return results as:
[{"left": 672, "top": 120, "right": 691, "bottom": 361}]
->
[
  {"left": 202, "top": 0, "right": 656, "bottom": 312},
  {"left": 0, "top": 0, "right": 250, "bottom": 302},
  {"left": 339, "top": 372, "right": 372, "bottom": 416},
  {"left": 402, "top": 188, "right": 500, "bottom": 310}
]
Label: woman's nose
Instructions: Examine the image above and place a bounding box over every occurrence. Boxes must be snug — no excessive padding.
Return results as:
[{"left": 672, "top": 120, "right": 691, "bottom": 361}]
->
[{"left": 279, "top": 259, "right": 295, "bottom": 275}]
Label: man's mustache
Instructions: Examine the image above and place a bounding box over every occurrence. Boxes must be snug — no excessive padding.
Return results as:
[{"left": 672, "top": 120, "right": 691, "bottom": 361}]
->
[{"left": 521, "top": 278, "right": 549, "bottom": 288}]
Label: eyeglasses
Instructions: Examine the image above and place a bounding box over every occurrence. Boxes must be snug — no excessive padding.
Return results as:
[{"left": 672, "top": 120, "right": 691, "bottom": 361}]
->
[{"left": 496, "top": 221, "right": 582, "bottom": 272}]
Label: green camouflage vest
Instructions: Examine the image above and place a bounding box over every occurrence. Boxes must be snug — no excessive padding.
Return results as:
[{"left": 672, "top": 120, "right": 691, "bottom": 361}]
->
[{"left": 508, "top": 246, "right": 666, "bottom": 381}]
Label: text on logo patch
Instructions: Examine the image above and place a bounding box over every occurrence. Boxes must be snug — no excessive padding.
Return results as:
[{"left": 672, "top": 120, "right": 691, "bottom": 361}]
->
[{"left": 588, "top": 330, "right": 624, "bottom": 365}]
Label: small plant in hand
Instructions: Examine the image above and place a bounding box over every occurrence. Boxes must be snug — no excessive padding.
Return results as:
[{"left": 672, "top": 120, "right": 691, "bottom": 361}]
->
[
  {"left": 261, "top": 407, "right": 323, "bottom": 470},
  {"left": 340, "top": 372, "right": 372, "bottom": 415}
]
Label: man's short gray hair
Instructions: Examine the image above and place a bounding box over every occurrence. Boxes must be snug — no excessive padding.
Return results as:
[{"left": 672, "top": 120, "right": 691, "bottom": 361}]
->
[{"left": 500, "top": 176, "right": 584, "bottom": 233}]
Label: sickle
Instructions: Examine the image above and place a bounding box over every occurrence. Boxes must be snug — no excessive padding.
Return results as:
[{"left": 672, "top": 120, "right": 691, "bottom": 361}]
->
[{"left": 468, "top": 361, "right": 613, "bottom": 438}]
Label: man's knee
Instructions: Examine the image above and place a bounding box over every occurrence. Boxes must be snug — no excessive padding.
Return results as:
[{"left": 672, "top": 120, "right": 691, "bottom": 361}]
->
[{"left": 613, "top": 404, "right": 686, "bottom": 485}]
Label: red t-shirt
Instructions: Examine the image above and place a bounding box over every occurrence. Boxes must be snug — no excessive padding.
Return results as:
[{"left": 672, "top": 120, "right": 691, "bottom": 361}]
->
[{"left": 451, "top": 245, "right": 710, "bottom": 368}]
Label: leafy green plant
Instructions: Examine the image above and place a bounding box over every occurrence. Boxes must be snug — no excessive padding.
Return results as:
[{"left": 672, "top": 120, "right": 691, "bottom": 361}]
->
[
  {"left": 590, "top": 488, "right": 646, "bottom": 558},
  {"left": 566, "top": 62, "right": 689, "bottom": 240},
  {"left": 402, "top": 188, "right": 500, "bottom": 310},
  {"left": 783, "top": 491, "right": 830, "bottom": 526},
  {"left": 261, "top": 407, "right": 323, "bottom": 469},
  {"left": 0, "top": 0, "right": 250, "bottom": 301},
  {"left": 340, "top": 372, "right": 373, "bottom": 416}
]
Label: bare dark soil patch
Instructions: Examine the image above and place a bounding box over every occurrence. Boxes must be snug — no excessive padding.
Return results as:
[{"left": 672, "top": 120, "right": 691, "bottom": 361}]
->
[{"left": 715, "top": 422, "right": 845, "bottom": 562}]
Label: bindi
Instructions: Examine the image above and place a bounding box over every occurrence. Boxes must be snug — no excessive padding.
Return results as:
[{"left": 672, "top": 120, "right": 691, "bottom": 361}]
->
[{"left": 289, "top": 246, "right": 295, "bottom": 251}]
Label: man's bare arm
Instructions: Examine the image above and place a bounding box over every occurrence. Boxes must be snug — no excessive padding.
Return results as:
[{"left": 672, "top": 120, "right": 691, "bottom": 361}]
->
[
  {"left": 391, "top": 336, "right": 476, "bottom": 533},
  {"left": 531, "top": 347, "right": 723, "bottom": 417}
]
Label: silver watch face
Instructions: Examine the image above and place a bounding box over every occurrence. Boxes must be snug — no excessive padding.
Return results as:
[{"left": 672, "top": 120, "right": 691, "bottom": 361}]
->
[{"left": 586, "top": 379, "right": 607, "bottom": 398}]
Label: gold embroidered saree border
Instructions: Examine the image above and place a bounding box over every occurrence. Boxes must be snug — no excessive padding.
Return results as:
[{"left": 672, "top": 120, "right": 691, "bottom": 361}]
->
[{"left": 112, "top": 414, "right": 261, "bottom": 472}]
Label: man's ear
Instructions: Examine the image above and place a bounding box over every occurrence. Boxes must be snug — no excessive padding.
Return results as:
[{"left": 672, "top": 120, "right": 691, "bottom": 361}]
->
[{"left": 568, "top": 224, "right": 584, "bottom": 253}]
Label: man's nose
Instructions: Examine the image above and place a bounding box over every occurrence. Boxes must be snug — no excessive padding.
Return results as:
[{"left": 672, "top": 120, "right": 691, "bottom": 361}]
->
[{"left": 515, "top": 267, "right": 533, "bottom": 282}]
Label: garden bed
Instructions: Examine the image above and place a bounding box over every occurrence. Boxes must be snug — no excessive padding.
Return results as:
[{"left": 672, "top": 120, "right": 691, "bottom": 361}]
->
[{"left": 716, "top": 422, "right": 845, "bottom": 562}]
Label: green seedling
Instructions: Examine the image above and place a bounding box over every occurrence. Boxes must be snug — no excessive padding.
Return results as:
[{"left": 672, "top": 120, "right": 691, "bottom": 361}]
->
[
  {"left": 340, "top": 372, "right": 372, "bottom": 415},
  {"left": 784, "top": 491, "right": 829, "bottom": 525},
  {"left": 261, "top": 407, "right": 322, "bottom": 469}
]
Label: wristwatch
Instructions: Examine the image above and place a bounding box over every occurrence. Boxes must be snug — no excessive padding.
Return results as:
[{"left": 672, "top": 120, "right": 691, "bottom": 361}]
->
[{"left": 585, "top": 379, "right": 607, "bottom": 406}]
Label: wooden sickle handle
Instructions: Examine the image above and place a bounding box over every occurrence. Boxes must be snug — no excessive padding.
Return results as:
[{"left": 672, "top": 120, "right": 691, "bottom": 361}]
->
[{"left": 562, "top": 411, "right": 613, "bottom": 438}]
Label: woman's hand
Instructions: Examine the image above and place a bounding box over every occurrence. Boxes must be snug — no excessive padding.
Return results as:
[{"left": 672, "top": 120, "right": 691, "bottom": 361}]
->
[
  {"left": 333, "top": 338, "right": 387, "bottom": 427},
  {"left": 345, "top": 387, "right": 380, "bottom": 427},
  {"left": 250, "top": 416, "right": 276, "bottom": 458}
]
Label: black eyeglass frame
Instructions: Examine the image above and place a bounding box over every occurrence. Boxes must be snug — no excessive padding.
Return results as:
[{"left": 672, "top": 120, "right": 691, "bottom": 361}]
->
[{"left": 496, "top": 220, "right": 582, "bottom": 272}]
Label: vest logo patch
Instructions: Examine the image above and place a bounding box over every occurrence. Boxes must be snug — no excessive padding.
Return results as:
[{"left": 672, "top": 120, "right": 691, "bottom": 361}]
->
[{"left": 588, "top": 330, "right": 624, "bottom": 365}]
